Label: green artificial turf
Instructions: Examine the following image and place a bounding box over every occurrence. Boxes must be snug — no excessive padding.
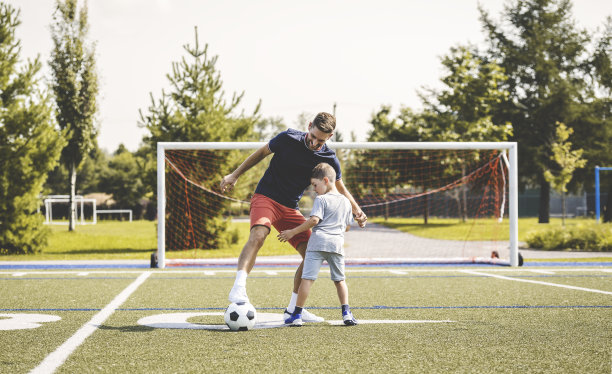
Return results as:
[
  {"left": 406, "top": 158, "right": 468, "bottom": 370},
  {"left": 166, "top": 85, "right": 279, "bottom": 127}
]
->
[{"left": 1, "top": 268, "right": 610, "bottom": 373}]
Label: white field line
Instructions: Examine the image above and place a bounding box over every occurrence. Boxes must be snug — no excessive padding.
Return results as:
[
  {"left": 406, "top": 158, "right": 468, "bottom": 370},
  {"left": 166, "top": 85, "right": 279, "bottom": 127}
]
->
[
  {"left": 0, "top": 268, "right": 611, "bottom": 277},
  {"left": 29, "top": 272, "right": 151, "bottom": 374},
  {"left": 462, "top": 270, "right": 612, "bottom": 295}
]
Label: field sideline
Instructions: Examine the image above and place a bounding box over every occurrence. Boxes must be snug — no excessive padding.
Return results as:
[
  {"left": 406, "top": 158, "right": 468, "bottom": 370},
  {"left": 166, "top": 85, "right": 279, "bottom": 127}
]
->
[{"left": 1, "top": 266, "right": 611, "bottom": 373}]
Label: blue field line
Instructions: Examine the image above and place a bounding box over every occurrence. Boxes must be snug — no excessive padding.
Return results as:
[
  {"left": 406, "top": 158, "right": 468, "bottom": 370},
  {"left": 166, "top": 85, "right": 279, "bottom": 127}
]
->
[
  {"left": 1, "top": 305, "right": 610, "bottom": 312},
  {"left": 0, "top": 308, "right": 101, "bottom": 312},
  {"left": 524, "top": 262, "right": 612, "bottom": 267},
  {"left": 0, "top": 264, "right": 149, "bottom": 270}
]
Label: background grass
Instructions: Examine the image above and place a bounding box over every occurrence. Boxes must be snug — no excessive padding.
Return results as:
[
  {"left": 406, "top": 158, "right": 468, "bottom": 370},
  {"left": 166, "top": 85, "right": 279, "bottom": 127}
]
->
[
  {"left": 371, "top": 217, "right": 601, "bottom": 242},
  {"left": 1, "top": 268, "right": 610, "bottom": 373},
  {"left": 1, "top": 217, "right": 611, "bottom": 261}
]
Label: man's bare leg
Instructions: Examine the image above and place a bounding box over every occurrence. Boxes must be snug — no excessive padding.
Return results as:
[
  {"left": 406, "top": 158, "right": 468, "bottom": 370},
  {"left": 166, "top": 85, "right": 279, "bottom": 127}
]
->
[
  {"left": 229, "top": 226, "right": 269, "bottom": 303},
  {"left": 293, "top": 242, "right": 307, "bottom": 293},
  {"left": 237, "top": 226, "right": 270, "bottom": 273}
]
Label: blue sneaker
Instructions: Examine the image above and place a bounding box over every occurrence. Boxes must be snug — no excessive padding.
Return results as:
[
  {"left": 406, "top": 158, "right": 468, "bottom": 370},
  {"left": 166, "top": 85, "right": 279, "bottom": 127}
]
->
[
  {"left": 284, "top": 312, "right": 303, "bottom": 326},
  {"left": 342, "top": 311, "right": 357, "bottom": 326}
]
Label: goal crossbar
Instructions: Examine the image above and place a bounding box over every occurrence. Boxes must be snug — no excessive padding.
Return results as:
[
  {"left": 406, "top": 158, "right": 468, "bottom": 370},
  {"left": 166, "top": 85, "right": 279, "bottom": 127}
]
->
[{"left": 157, "top": 142, "right": 519, "bottom": 268}]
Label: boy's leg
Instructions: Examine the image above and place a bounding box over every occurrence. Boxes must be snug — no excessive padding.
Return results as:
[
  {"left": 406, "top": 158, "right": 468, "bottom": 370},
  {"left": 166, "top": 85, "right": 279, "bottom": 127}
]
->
[
  {"left": 275, "top": 211, "right": 324, "bottom": 322},
  {"left": 229, "top": 225, "right": 269, "bottom": 303},
  {"left": 297, "top": 278, "right": 314, "bottom": 307},
  {"left": 334, "top": 280, "right": 349, "bottom": 305},
  {"left": 285, "top": 250, "right": 324, "bottom": 323},
  {"left": 329, "top": 253, "right": 357, "bottom": 326}
]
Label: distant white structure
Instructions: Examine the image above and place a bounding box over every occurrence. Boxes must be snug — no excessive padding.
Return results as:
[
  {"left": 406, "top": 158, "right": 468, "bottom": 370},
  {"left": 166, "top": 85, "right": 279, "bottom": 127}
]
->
[{"left": 42, "top": 195, "right": 132, "bottom": 224}]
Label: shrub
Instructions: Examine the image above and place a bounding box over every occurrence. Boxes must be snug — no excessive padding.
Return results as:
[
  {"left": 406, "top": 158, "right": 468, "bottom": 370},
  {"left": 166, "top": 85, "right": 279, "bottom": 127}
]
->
[{"left": 525, "top": 223, "right": 612, "bottom": 252}]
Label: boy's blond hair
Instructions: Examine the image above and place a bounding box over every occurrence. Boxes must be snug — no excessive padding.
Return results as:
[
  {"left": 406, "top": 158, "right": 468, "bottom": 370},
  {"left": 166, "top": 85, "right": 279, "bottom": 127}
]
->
[{"left": 312, "top": 162, "right": 336, "bottom": 182}]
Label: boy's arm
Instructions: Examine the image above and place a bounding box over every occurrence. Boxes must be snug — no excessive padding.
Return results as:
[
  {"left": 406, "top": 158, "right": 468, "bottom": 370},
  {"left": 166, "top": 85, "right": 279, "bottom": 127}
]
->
[
  {"left": 277, "top": 216, "right": 320, "bottom": 242},
  {"left": 220, "top": 144, "right": 272, "bottom": 193},
  {"left": 335, "top": 179, "right": 367, "bottom": 228}
]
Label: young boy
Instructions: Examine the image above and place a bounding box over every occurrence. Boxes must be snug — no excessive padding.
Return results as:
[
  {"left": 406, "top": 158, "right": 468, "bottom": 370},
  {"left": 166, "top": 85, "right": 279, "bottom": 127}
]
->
[{"left": 277, "top": 163, "right": 358, "bottom": 326}]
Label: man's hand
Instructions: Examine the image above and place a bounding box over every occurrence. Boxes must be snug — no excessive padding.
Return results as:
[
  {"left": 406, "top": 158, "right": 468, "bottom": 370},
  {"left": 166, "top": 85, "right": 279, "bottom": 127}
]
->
[
  {"left": 354, "top": 210, "right": 367, "bottom": 228},
  {"left": 220, "top": 174, "right": 237, "bottom": 193},
  {"left": 277, "top": 230, "right": 295, "bottom": 242}
]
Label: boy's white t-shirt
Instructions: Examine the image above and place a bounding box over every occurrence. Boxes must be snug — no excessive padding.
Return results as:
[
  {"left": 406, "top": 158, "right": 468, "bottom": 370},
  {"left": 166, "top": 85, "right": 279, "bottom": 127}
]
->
[{"left": 306, "top": 192, "right": 354, "bottom": 255}]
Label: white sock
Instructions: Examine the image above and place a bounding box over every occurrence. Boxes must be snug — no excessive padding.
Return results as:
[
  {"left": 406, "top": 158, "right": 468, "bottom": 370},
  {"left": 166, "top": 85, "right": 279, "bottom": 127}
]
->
[
  {"left": 286, "top": 292, "right": 298, "bottom": 313},
  {"left": 234, "top": 270, "right": 247, "bottom": 287}
]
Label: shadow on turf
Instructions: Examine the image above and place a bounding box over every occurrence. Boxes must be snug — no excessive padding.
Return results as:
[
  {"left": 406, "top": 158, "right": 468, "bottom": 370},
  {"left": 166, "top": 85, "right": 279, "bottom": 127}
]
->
[{"left": 98, "top": 325, "right": 155, "bottom": 333}]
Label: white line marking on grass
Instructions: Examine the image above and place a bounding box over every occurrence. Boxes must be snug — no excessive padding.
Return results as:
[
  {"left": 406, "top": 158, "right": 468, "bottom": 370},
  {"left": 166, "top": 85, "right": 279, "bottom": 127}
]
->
[
  {"left": 77, "top": 272, "right": 89, "bottom": 276},
  {"left": 264, "top": 271, "right": 278, "bottom": 275},
  {"left": 203, "top": 271, "right": 216, "bottom": 275},
  {"left": 29, "top": 271, "right": 151, "bottom": 374},
  {"left": 389, "top": 270, "right": 407, "bottom": 275},
  {"left": 462, "top": 270, "right": 612, "bottom": 295},
  {"left": 12, "top": 272, "right": 26, "bottom": 277},
  {"left": 326, "top": 319, "right": 454, "bottom": 325},
  {"left": 137, "top": 312, "right": 455, "bottom": 330}
]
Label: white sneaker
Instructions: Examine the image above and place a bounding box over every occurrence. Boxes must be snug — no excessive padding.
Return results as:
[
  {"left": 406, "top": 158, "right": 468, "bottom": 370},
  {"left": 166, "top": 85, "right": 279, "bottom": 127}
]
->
[
  {"left": 284, "top": 308, "right": 324, "bottom": 323},
  {"left": 228, "top": 284, "right": 249, "bottom": 303}
]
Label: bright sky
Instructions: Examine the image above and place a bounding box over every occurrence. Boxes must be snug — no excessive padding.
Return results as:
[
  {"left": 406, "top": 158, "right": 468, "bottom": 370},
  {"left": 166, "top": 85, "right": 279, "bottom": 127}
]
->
[{"left": 10, "top": 0, "right": 612, "bottom": 152}]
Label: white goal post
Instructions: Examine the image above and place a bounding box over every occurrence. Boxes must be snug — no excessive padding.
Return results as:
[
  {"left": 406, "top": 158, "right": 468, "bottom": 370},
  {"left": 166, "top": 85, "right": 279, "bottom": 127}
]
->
[{"left": 157, "top": 141, "right": 519, "bottom": 268}]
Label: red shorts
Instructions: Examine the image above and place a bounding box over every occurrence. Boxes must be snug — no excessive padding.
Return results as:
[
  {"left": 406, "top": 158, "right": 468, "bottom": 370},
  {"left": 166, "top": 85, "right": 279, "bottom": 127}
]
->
[{"left": 250, "top": 193, "right": 310, "bottom": 249}]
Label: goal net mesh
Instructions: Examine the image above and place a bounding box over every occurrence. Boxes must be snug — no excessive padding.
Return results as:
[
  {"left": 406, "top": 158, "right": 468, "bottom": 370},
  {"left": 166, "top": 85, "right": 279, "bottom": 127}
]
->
[{"left": 162, "top": 146, "right": 510, "bottom": 263}]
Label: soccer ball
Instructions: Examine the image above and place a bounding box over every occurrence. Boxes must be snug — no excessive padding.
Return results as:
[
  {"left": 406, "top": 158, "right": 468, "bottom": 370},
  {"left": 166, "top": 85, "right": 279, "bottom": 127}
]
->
[{"left": 224, "top": 302, "right": 257, "bottom": 331}]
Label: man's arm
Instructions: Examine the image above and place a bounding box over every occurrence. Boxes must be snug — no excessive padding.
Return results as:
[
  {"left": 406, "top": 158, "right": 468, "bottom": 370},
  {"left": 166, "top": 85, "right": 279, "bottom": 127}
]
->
[
  {"left": 220, "top": 143, "right": 272, "bottom": 193},
  {"left": 277, "top": 216, "right": 320, "bottom": 242},
  {"left": 335, "top": 179, "right": 367, "bottom": 228}
]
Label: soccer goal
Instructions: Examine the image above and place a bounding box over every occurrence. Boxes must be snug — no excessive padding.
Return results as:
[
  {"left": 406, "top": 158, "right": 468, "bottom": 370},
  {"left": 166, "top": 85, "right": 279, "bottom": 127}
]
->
[
  {"left": 156, "top": 142, "right": 519, "bottom": 268},
  {"left": 43, "top": 195, "right": 97, "bottom": 225}
]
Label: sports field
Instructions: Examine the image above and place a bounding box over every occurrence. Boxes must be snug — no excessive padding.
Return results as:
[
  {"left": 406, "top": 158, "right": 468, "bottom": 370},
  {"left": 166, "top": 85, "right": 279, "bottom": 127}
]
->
[{"left": 1, "top": 266, "right": 611, "bottom": 373}]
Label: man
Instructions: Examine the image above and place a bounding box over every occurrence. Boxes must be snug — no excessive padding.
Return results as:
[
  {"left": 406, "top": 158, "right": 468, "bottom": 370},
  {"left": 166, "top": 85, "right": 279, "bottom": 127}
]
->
[{"left": 220, "top": 112, "right": 366, "bottom": 322}]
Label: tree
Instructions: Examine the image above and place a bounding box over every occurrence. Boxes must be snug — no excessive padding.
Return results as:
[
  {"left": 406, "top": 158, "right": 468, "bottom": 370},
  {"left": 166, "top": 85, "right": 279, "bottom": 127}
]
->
[
  {"left": 358, "top": 47, "right": 511, "bottom": 221},
  {"left": 479, "top": 0, "right": 606, "bottom": 223},
  {"left": 140, "top": 28, "right": 260, "bottom": 250},
  {"left": 0, "top": 3, "right": 65, "bottom": 254},
  {"left": 543, "top": 122, "right": 586, "bottom": 225},
  {"left": 49, "top": 0, "right": 98, "bottom": 231},
  {"left": 97, "top": 145, "right": 146, "bottom": 216}
]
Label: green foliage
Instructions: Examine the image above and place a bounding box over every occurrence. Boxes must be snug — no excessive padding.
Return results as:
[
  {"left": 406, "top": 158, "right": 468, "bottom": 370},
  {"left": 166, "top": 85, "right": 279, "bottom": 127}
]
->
[
  {"left": 526, "top": 223, "right": 612, "bottom": 251},
  {"left": 49, "top": 0, "right": 98, "bottom": 230},
  {"left": 139, "top": 29, "right": 260, "bottom": 250},
  {"left": 479, "top": 0, "right": 610, "bottom": 221},
  {"left": 543, "top": 122, "right": 587, "bottom": 194},
  {"left": 351, "top": 48, "right": 511, "bottom": 219},
  {"left": 44, "top": 147, "right": 108, "bottom": 195},
  {"left": 0, "top": 3, "right": 65, "bottom": 254},
  {"left": 98, "top": 144, "right": 146, "bottom": 209}
]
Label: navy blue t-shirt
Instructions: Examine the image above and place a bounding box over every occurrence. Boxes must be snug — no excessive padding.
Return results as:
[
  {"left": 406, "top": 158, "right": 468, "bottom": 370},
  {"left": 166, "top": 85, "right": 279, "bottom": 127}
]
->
[{"left": 254, "top": 129, "right": 342, "bottom": 209}]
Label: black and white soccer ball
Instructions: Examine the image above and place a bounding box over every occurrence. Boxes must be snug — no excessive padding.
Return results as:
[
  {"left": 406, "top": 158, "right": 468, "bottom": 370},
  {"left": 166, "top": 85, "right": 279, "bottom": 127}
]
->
[{"left": 224, "top": 302, "right": 257, "bottom": 331}]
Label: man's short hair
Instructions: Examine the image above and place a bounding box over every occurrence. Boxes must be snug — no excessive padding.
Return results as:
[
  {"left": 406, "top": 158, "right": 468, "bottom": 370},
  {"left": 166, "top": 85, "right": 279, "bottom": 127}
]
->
[
  {"left": 312, "top": 162, "right": 336, "bottom": 181},
  {"left": 312, "top": 112, "right": 336, "bottom": 133}
]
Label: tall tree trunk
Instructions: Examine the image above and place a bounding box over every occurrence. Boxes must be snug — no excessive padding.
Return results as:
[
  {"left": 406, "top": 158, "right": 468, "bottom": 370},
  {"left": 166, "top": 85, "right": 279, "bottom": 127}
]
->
[
  {"left": 461, "top": 165, "right": 467, "bottom": 222},
  {"left": 69, "top": 162, "right": 77, "bottom": 231},
  {"left": 561, "top": 191, "right": 566, "bottom": 226},
  {"left": 604, "top": 183, "right": 612, "bottom": 223},
  {"left": 538, "top": 175, "right": 550, "bottom": 224}
]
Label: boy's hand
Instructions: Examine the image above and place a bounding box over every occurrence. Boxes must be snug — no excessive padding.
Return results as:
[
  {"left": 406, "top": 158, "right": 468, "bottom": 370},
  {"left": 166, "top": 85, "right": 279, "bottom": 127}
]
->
[{"left": 277, "top": 230, "right": 295, "bottom": 242}]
